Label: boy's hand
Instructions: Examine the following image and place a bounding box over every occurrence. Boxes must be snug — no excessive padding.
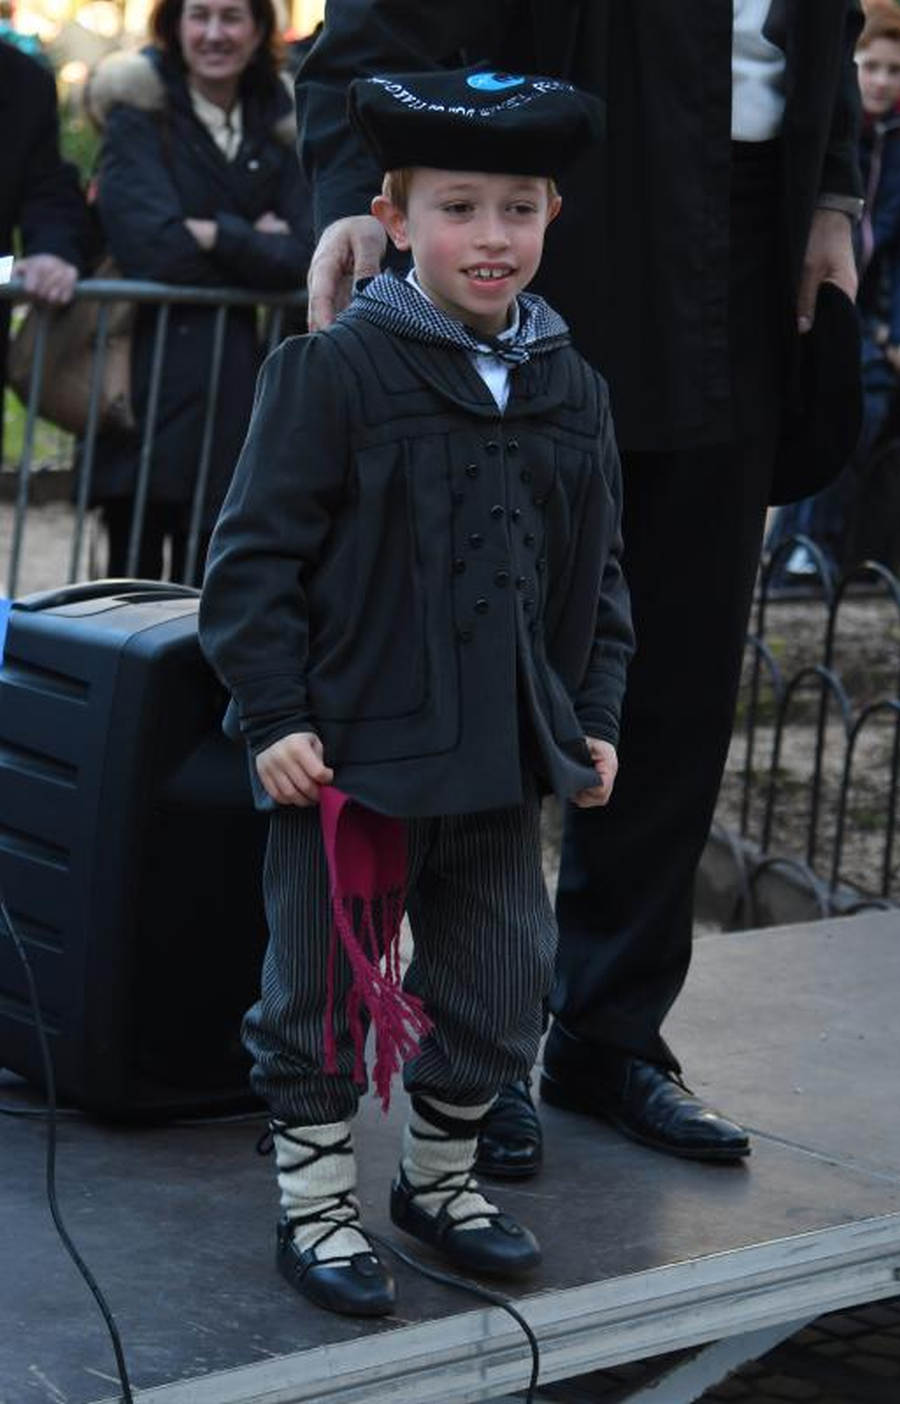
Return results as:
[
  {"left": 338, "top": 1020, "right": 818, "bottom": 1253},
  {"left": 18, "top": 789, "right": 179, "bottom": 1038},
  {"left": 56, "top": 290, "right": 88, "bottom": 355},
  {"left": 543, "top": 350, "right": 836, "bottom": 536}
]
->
[
  {"left": 572, "top": 737, "right": 618, "bottom": 808},
  {"left": 255, "top": 731, "right": 334, "bottom": 806}
]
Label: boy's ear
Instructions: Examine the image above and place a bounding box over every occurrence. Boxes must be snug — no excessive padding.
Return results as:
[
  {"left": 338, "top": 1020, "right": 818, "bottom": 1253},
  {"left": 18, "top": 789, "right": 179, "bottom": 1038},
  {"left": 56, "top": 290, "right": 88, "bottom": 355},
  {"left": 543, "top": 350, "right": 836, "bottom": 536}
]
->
[
  {"left": 371, "top": 194, "right": 411, "bottom": 251},
  {"left": 546, "top": 193, "right": 563, "bottom": 227}
]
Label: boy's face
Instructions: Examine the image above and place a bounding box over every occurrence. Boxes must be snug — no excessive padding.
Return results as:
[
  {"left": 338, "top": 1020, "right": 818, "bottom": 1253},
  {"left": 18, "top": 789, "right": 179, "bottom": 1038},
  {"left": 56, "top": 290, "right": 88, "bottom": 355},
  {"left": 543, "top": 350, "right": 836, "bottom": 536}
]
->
[
  {"left": 373, "top": 168, "right": 561, "bottom": 337},
  {"left": 857, "top": 36, "right": 900, "bottom": 117}
]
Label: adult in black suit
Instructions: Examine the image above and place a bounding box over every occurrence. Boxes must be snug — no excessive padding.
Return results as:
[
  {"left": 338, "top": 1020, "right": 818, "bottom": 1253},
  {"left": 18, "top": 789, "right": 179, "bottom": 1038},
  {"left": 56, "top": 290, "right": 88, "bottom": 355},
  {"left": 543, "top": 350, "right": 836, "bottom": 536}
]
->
[
  {"left": 293, "top": 1, "right": 863, "bottom": 1170},
  {"left": 1, "top": 40, "right": 91, "bottom": 454}
]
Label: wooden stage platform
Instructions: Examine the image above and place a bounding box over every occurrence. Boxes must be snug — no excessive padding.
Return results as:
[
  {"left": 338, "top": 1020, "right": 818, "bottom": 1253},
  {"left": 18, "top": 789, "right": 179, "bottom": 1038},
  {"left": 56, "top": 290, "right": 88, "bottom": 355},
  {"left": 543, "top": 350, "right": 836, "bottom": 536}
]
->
[{"left": 1, "top": 909, "right": 899, "bottom": 1404}]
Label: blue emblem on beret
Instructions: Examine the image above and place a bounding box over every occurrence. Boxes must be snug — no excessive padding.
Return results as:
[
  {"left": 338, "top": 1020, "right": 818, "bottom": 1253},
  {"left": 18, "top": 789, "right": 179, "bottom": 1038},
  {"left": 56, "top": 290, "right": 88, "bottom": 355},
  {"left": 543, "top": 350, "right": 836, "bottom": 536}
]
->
[{"left": 466, "top": 73, "right": 525, "bottom": 92}]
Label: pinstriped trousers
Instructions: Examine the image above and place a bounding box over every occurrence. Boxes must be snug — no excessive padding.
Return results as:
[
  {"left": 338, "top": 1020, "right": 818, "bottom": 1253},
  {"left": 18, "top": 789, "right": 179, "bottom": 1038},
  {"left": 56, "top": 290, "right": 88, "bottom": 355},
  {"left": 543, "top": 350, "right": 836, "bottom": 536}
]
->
[{"left": 242, "top": 783, "right": 556, "bottom": 1125}]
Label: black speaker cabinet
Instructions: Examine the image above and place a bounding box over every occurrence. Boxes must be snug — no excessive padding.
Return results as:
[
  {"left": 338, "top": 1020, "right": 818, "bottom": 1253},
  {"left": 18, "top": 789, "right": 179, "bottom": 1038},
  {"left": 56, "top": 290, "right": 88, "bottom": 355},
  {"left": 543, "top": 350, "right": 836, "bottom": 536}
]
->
[{"left": 0, "top": 581, "right": 269, "bottom": 1117}]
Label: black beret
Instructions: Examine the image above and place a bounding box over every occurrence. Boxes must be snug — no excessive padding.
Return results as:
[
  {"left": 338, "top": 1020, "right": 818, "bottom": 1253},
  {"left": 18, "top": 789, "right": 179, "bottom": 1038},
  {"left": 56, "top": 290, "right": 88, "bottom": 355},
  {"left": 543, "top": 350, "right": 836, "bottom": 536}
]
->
[{"left": 348, "top": 67, "right": 605, "bottom": 180}]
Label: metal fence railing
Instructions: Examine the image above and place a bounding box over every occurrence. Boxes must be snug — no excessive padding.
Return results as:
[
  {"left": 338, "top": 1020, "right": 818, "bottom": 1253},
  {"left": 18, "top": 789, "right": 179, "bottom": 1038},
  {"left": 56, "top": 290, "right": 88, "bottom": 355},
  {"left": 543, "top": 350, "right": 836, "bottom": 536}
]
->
[
  {"left": 1, "top": 278, "right": 307, "bottom": 595},
  {"left": 713, "top": 534, "right": 900, "bottom": 921}
]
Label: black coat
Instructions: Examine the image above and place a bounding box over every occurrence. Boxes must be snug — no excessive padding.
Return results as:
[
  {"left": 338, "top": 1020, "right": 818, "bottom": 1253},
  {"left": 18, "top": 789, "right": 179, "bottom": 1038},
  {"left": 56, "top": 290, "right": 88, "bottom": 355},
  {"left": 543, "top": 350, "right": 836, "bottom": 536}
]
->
[
  {"left": 88, "top": 49, "right": 313, "bottom": 525},
  {"left": 0, "top": 41, "right": 92, "bottom": 397},
  {"left": 296, "top": 0, "right": 863, "bottom": 478},
  {"left": 199, "top": 317, "right": 634, "bottom": 818}
]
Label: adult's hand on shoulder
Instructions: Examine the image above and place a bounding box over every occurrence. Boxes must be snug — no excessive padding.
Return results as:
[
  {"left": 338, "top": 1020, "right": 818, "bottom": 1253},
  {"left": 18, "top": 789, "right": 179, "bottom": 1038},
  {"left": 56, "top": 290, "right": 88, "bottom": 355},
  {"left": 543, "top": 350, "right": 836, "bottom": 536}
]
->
[
  {"left": 797, "top": 208, "right": 858, "bottom": 334},
  {"left": 14, "top": 254, "right": 78, "bottom": 306},
  {"left": 307, "top": 214, "right": 386, "bottom": 330}
]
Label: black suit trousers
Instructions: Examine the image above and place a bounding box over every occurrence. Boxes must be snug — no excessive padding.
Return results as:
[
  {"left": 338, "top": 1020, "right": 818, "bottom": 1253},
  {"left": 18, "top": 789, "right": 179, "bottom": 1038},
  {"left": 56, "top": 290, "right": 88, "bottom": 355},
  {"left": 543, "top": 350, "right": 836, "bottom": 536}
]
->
[{"left": 551, "top": 144, "right": 788, "bottom": 1068}]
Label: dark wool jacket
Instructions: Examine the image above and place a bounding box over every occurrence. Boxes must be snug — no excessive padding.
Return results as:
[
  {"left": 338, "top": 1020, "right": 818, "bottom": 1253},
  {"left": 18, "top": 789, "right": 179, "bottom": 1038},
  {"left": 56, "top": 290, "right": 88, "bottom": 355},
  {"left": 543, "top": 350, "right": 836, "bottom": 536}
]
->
[
  {"left": 0, "top": 41, "right": 92, "bottom": 405},
  {"left": 296, "top": 0, "right": 863, "bottom": 494},
  {"left": 199, "top": 314, "right": 634, "bottom": 819},
  {"left": 86, "top": 48, "right": 313, "bottom": 525}
]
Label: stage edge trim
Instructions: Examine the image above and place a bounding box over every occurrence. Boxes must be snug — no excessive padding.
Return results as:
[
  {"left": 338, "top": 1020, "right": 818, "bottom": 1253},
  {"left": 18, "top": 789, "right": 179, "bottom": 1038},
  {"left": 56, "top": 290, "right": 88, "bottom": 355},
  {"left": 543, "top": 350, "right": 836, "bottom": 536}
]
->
[{"left": 89, "top": 1212, "right": 900, "bottom": 1404}]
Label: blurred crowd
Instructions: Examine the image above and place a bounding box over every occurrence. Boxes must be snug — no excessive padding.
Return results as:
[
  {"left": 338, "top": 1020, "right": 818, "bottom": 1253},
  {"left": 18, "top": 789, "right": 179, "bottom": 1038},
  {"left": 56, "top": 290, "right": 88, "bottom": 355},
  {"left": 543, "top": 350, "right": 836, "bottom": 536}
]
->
[{"left": 2, "top": 0, "right": 315, "bottom": 580}]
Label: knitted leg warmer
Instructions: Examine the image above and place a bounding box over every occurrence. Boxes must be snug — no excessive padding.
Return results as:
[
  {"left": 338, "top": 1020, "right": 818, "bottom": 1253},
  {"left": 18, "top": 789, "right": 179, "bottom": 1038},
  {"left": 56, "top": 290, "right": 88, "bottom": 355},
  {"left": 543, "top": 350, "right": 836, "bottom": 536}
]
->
[{"left": 273, "top": 1121, "right": 370, "bottom": 1261}]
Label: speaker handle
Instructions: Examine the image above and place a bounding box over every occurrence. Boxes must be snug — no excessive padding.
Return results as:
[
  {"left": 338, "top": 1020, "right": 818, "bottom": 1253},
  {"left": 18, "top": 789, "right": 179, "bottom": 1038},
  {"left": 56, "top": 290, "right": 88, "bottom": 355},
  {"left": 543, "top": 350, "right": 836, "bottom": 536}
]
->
[{"left": 14, "top": 579, "right": 201, "bottom": 612}]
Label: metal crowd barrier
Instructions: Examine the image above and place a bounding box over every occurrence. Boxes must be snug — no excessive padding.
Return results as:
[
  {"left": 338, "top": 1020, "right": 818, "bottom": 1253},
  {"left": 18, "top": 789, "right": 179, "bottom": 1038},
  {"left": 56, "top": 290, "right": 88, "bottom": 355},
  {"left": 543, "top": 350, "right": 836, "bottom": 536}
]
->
[
  {"left": 1, "top": 277, "right": 307, "bottom": 595},
  {"left": 722, "top": 535, "right": 900, "bottom": 916}
]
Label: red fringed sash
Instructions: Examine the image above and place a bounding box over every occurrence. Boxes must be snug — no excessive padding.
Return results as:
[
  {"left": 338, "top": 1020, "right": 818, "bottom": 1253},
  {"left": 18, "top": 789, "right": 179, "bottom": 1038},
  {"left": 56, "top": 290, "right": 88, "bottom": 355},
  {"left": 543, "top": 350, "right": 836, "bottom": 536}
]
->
[{"left": 318, "top": 787, "right": 432, "bottom": 1110}]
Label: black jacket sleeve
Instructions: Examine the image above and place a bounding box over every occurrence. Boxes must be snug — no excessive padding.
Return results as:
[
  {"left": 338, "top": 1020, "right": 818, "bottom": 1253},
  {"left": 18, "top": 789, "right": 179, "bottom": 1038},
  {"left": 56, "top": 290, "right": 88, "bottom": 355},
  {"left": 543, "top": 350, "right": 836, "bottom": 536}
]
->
[
  {"left": 571, "top": 392, "right": 634, "bottom": 745},
  {"left": 199, "top": 332, "right": 350, "bottom": 751},
  {"left": 211, "top": 153, "right": 314, "bottom": 288},
  {"left": 820, "top": 1, "right": 865, "bottom": 201},
  {"left": 19, "top": 60, "right": 92, "bottom": 268},
  {"left": 296, "top": 0, "right": 496, "bottom": 234}
]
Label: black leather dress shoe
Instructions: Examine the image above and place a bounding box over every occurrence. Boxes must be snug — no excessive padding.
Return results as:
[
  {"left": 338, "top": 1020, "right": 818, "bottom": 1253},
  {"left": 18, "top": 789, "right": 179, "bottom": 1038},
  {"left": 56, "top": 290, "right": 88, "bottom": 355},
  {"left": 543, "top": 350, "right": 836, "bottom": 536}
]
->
[
  {"left": 475, "top": 1079, "right": 543, "bottom": 1180},
  {"left": 540, "top": 1058, "right": 750, "bottom": 1162},
  {"left": 390, "top": 1167, "right": 541, "bottom": 1277},
  {"left": 276, "top": 1217, "right": 396, "bottom": 1317}
]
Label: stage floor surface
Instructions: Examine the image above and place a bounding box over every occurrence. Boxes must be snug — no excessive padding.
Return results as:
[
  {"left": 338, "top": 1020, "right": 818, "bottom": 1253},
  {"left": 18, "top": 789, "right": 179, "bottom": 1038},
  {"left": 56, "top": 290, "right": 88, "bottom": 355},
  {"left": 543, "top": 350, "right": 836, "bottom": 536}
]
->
[{"left": 2, "top": 909, "right": 899, "bottom": 1404}]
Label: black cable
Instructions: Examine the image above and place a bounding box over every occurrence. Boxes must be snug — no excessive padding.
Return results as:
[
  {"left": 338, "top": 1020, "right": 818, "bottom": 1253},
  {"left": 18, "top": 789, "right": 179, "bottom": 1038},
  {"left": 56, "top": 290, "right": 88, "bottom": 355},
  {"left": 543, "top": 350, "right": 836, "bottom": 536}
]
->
[
  {"left": 366, "top": 1228, "right": 541, "bottom": 1403},
  {"left": 0, "top": 888, "right": 135, "bottom": 1404}
]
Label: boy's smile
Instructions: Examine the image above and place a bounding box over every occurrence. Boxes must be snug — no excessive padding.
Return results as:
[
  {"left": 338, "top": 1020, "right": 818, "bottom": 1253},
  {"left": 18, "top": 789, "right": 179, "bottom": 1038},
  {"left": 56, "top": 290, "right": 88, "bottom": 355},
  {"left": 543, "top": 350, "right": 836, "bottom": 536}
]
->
[{"left": 373, "top": 169, "right": 561, "bottom": 338}]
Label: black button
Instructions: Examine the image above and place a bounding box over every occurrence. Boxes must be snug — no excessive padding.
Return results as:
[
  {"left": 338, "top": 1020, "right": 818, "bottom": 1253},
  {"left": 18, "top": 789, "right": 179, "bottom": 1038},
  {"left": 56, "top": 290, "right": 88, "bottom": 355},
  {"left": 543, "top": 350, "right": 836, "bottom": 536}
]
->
[
  {"left": 494, "top": 570, "right": 510, "bottom": 587},
  {"left": 490, "top": 504, "right": 504, "bottom": 520},
  {"left": 516, "top": 575, "right": 526, "bottom": 589},
  {"left": 485, "top": 440, "right": 501, "bottom": 454},
  {"left": 452, "top": 558, "right": 466, "bottom": 575},
  {"left": 533, "top": 494, "right": 546, "bottom": 507},
  {"left": 523, "top": 532, "right": 535, "bottom": 547},
  {"left": 469, "top": 532, "right": 484, "bottom": 549},
  {"left": 520, "top": 467, "right": 532, "bottom": 483},
  {"left": 506, "top": 438, "right": 520, "bottom": 453},
  {"left": 510, "top": 508, "right": 522, "bottom": 522},
  {"left": 474, "top": 597, "right": 489, "bottom": 614},
  {"left": 523, "top": 599, "right": 533, "bottom": 613},
  {"left": 457, "top": 626, "right": 473, "bottom": 643},
  {"left": 451, "top": 489, "right": 464, "bottom": 506},
  {"left": 536, "top": 557, "right": 545, "bottom": 573},
  {"left": 465, "top": 463, "right": 479, "bottom": 479}
]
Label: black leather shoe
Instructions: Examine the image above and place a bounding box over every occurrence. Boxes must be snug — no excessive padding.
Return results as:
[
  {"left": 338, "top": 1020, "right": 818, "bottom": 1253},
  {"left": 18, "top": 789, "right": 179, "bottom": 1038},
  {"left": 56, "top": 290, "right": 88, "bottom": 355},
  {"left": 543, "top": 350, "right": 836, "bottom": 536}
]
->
[
  {"left": 276, "top": 1217, "right": 396, "bottom": 1317},
  {"left": 475, "top": 1079, "right": 543, "bottom": 1180},
  {"left": 540, "top": 1058, "right": 750, "bottom": 1162},
  {"left": 390, "top": 1167, "right": 541, "bottom": 1277}
]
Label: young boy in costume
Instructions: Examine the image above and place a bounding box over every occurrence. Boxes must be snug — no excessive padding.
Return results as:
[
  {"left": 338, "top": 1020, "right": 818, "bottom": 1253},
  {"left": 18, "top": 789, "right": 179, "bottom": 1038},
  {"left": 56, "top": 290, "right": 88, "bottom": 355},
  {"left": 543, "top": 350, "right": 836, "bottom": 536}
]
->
[{"left": 199, "top": 67, "right": 634, "bottom": 1319}]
